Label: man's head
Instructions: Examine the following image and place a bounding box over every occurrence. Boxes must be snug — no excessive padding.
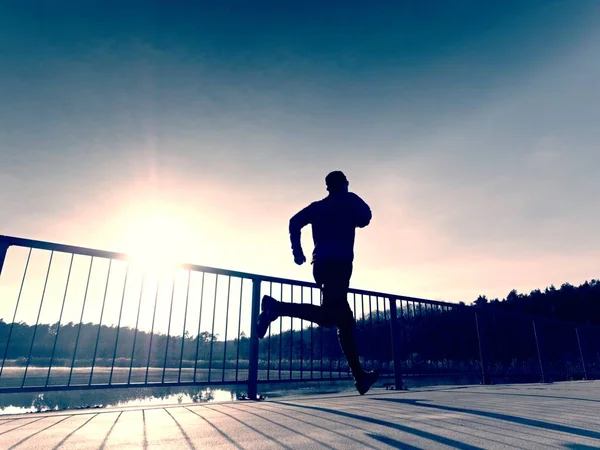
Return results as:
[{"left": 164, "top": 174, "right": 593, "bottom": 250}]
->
[{"left": 325, "top": 170, "right": 349, "bottom": 193}]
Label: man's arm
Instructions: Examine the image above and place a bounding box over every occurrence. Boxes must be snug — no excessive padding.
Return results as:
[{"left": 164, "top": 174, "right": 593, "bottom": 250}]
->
[
  {"left": 289, "top": 202, "right": 315, "bottom": 263},
  {"left": 351, "top": 193, "right": 372, "bottom": 228}
]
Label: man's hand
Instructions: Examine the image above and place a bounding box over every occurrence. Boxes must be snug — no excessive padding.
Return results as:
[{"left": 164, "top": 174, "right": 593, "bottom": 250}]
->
[
  {"left": 293, "top": 250, "right": 306, "bottom": 265},
  {"left": 289, "top": 204, "right": 314, "bottom": 267}
]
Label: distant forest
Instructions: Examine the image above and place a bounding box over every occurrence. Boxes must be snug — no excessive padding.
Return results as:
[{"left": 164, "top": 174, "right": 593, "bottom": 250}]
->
[
  {"left": 470, "top": 279, "right": 600, "bottom": 326},
  {"left": 1, "top": 279, "right": 598, "bottom": 372}
]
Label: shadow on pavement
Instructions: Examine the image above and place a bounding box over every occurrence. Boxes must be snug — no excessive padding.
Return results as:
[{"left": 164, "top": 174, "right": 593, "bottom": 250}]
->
[
  {"left": 234, "top": 402, "right": 381, "bottom": 450},
  {"left": 563, "top": 445, "right": 600, "bottom": 449},
  {"left": 272, "top": 400, "right": 483, "bottom": 450},
  {"left": 377, "top": 398, "right": 600, "bottom": 440},
  {"left": 365, "top": 432, "right": 423, "bottom": 450},
  {"left": 449, "top": 390, "right": 600, "bottom": 404}
]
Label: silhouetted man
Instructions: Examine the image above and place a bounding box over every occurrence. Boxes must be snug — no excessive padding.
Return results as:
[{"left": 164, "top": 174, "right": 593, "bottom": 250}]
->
[{"left": 256, "top": 170, "right": 379, "bottom": 395}]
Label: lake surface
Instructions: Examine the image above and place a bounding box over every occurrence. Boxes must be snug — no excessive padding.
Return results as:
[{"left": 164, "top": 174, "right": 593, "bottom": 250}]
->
[
  {"left": 0, "top": 380, "right": 359, "bottom": 416},
  {"left": 0, "top": 375, "right": 482, "bottom": 415}
]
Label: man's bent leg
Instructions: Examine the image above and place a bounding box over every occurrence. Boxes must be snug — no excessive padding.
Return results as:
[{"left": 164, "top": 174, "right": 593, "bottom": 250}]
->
[
  {"left": 256, "top": 295, "right": 336, "bottom": 339},
  {"left": 277, "top": 301, "right": 335, "bottom": 327}
]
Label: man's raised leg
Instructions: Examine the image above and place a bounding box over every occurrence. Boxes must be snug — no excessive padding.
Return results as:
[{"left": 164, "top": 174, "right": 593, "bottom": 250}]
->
[{"left": 256, "top": 295, "right": 336, "bottom": 339}]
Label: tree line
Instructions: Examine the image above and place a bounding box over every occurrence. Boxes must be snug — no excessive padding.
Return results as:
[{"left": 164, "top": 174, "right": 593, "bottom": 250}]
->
[
  {"left": 1, "top": 279, "right": 598, "bottom": 377},
  {"left": 472, "top": 279, "right": 600, "bottom": 326}
]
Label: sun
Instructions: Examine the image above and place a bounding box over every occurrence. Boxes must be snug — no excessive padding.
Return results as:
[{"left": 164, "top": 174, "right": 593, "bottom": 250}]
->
[{"left": 120, "top": 209, "right": 197, "bottom": 271}]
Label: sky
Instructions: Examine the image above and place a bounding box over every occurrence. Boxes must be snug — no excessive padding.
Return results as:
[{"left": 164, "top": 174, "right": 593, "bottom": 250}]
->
[{"left": 1, "top": 0, "right": 600, "bottom": 309}]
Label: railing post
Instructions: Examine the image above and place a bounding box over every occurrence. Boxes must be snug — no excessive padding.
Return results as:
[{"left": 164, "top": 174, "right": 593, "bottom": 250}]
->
[
  {"left": 575, "top": 327, "right": 587, "bottom": 380},
  {"left": 532, "top": 319, "right": 548, "bottom": 383},
  {"left": 0, "top": 238, "right": 9, "bottom": 276},
  {"left": 247, "top": 277, "right": 262, "bottom": 400},
  {"left": 388, "top": 298, "right": 406, "bottom": 390},
  {"left": 474, "top": 311, "right": 490, "bottom": 385}
]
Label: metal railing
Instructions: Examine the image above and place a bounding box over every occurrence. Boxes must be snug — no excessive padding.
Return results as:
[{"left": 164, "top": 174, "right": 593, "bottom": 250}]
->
[{"left": 0, "top": 235, "right": 598, "bottom": 398}]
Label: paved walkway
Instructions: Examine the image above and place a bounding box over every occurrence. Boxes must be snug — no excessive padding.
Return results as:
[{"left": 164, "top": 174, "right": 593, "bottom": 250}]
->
[{"left": 1, "top": 381, "right": 599, "bottom": 449}]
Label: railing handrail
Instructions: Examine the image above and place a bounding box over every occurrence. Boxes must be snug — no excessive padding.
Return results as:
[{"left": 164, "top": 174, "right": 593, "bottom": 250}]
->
[
  {"left": 0, "top": 234, "right": 452, "bottom": 307},
  {"left": 2, "top": 234, "right": 598, "bottom": 331},
  {"left": 1, "top": 234, "right": 598, "bottom": 396}
]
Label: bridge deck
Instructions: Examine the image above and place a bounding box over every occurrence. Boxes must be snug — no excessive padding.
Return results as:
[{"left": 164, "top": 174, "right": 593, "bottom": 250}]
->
[{"left": 1, "top": 381, "right": 599, "bottom": 449}]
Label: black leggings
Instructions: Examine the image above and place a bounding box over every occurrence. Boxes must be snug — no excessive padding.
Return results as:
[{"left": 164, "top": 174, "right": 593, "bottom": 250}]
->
[{"left": 277, "top": 259, "right": 362, "bottom": 377}]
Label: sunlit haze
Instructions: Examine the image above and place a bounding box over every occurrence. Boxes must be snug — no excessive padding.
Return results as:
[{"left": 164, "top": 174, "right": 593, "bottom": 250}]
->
[{"left": 2, "top": 2, "right": 599, "bottom": 306}]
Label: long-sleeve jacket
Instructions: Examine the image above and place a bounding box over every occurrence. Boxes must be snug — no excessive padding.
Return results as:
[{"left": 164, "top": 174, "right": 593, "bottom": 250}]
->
[{"left": 289, "top": 191, "right": 372, "bottom": 263}]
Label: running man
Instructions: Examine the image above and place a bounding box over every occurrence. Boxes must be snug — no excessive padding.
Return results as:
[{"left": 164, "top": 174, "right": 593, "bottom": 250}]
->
[{"left": 256, "top": 170, "right": 379, "bottom": 395}]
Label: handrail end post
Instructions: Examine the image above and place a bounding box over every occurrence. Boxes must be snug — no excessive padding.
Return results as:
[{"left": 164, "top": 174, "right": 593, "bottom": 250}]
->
[
  {"left": 388, "top": 298, "right": 406, "bottom": 390},
  {"left": 474, "top": 311, "right": 491, "bottom": 385},
  {"left": 247, "top": 277, "right": 262, "bottom": 400},
  {"left": 532, "top": 319, "right": 548, "bottom": 383}
]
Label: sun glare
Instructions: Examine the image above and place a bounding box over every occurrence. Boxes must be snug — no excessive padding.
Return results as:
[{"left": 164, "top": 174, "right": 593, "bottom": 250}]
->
[{"left": 121, "top": 210, "right": 197, "bottom": 272}]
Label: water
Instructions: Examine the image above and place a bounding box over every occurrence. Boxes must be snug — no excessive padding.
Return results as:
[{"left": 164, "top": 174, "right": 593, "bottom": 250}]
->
[
  {"left": 0, "top": 380, "right": 360, "bottom": 416},
  {"left": 0, "top": 386, "right": 238, "bottom": 415},
  {"left": 0, "top": 375, "right": 484, "bottom": 416}
]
